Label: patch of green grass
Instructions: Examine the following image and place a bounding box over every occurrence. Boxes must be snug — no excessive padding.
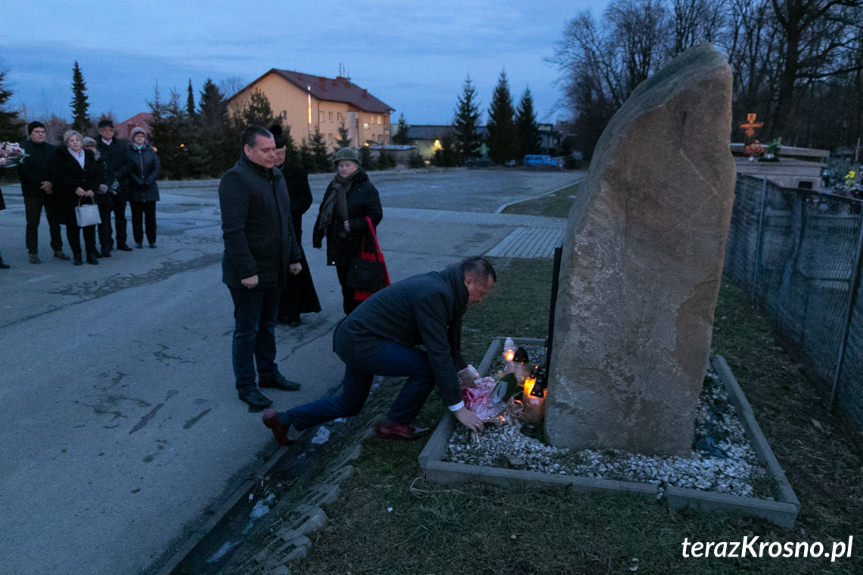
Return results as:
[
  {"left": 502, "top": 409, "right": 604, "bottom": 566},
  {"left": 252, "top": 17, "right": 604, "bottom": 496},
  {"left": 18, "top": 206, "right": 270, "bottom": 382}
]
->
[
  {"left": 288, "top": 263, "right": 862, "bottom": 574},
  {"left": 501, "top": 182, "right": 580, "bottom": 217}
]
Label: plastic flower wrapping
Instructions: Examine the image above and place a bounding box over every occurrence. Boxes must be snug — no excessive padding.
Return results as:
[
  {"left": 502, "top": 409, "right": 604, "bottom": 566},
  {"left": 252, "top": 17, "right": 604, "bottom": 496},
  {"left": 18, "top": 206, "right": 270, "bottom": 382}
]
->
[{"left": 0, "top": 142, "right": 27, "bottom": 168}]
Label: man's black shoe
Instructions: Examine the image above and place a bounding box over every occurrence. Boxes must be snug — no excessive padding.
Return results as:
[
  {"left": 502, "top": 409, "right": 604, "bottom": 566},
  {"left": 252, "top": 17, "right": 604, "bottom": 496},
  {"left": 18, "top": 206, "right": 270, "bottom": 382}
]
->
[
  {"left": 259, "top": 372, "right": 302, "bottom": 391},
  {"left": 238, "top": 387, "right": 273, "bottom": 411},
  {"left": 117, "top": 244, "right": 133, "bottom": 252}
]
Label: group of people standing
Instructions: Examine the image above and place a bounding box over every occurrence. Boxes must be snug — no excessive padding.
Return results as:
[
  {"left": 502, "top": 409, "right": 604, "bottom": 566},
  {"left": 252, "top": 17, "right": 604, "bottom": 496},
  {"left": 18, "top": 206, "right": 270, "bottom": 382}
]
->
[
  {"left": 1, "top": 119, "right": 161, "bottom": 268},
  {"left": 219, "top": 124, "right": 492, "bottom": 444}
]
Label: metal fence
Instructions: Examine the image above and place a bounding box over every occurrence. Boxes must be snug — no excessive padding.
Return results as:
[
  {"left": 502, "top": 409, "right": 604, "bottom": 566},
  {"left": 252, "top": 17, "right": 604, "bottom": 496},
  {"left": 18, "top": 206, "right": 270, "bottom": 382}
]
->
[{"left": 724, "top": 175, "right": 863, "bottom": 429}]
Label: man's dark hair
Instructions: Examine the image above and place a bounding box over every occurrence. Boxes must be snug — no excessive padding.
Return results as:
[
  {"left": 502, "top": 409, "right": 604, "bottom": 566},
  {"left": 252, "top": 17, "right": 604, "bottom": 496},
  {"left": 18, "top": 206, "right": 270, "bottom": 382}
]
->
[
  {"left": 241, "top": 125, "right": 273, "bottom": 149},
  {"left": 97, "top": 119, "right": 114, "bottom": 128},
  {"left": 460, "top": 256, "right": 496, "bottom": 282},
  {"left": 27, "top": 121, "right": 45, "bottom": 135}
]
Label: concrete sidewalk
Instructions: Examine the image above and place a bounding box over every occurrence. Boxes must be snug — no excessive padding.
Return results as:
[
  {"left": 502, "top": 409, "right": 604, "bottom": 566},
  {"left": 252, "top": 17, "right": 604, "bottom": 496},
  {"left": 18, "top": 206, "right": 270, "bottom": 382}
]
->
[{"left": 0, "top": 170, "right": 574, "bottom": 575}]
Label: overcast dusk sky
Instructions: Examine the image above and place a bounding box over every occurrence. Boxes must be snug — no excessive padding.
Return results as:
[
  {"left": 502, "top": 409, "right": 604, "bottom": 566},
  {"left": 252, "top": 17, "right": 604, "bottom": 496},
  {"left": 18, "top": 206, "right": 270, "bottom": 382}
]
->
[{"left": 1, "top": 0, "right": 609, "bottom": 128}]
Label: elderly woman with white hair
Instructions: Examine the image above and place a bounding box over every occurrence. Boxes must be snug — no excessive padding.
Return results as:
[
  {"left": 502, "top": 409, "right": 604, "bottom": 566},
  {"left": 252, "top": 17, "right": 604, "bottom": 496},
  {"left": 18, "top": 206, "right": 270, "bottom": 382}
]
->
[{"left": 54, "top": 129, "right": 101, "bottom": 265}]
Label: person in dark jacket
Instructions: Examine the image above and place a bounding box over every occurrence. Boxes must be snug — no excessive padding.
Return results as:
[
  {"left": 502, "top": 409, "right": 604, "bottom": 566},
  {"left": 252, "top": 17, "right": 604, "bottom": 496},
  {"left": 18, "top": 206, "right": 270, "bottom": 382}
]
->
[
  {"left": 95, "top": 119, "right": 131, "bottom": 253},
  {"left": 262, "top": 257, "right": 496, "bottom": 445},
  {"left": 83, "top": 137, "right": 112, "bottom": 258},
  {"left": 0, "top": 184, "right": 9, "bottom": 268},
  {"left": 17, "top": 121, "right": 66, "bottom": 263},
  {"left": 124, "top": 127, "right": 160, "bottom": 248},
  {"left": 54, "top": 130, "right": 101, "bottom": 265},
  {"left": 312, "top": 147, "right": 382, "bottom": 314},
  {"left": 271, "top": 125, "right": 321, "bottom": 326},
  {"left": 219, "top": 125, "right": 305, "bottom": 411}
]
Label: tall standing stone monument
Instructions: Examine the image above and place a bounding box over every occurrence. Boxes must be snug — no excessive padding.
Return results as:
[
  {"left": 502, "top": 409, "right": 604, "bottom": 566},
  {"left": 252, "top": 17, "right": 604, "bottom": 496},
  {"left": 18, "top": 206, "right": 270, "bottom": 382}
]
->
[{"left": 545, "top": 44, "right": 736, "bottom": 457}]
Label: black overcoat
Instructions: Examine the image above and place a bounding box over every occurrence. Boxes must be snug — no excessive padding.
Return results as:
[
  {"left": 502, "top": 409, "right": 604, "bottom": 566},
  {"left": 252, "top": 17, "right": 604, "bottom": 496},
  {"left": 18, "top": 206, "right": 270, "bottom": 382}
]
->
[
  {"left": 124, "top": 143, "right": 160, "bottom": 202},
  {"left": 219, "top": 155, "right": 302, "bottom": 289},
  {"left": 313, "top": 170, "right": 383, "bottom": 266},
  {"left": 17, "top": 140, "right": 56, "bottom": 199},
  {"left": 53, "top": 147, "right": 100, "bottom": 225}
]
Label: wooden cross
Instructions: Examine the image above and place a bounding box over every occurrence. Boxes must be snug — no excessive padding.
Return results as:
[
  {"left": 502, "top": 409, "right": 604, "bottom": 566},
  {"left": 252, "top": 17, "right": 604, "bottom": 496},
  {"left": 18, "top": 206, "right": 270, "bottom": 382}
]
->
[{"left": 740, "top": 113, "right": 764, "bottom": 140}]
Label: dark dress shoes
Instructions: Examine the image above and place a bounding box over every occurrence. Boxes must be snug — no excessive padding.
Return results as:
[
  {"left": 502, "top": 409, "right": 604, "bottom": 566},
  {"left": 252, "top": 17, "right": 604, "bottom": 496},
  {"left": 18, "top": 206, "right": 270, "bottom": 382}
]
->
[
  {"left": 73, "top": 255, "right": 83, "bottom": 266},
  {"left": 262, "top": 409, "right": 294, "bottom": 446},
  {"left": 117, "top": 244, "right": 133, "bottom": 251},
  {"left": 86, "top": 254, "right": 99, "bottom": 265},
  {"left": 374, "top": 421, "right": 432, "bottom": 441},
  {"left": 0, "top": 259, "right": 9, "bottom": 269},
  {"left": 259, "top": 372, "right": 302, "bottom": 391},
  {"left": 54, "top": 251, "right": 70, "bottom": 260},
  {"left": 238, "top": 387, "right": 273, "bottom": 411}
]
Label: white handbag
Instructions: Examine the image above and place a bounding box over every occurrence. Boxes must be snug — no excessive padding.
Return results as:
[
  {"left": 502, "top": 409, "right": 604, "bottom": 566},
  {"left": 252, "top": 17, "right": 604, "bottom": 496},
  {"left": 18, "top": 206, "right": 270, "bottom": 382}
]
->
[{"left": 75, "top": 200, "right": 101, "bottom": 227}]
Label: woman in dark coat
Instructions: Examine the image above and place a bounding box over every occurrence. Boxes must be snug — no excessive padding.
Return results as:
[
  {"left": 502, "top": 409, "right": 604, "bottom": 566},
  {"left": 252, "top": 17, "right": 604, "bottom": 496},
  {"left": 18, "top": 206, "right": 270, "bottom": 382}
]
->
[
  {"left": 313, "top": 147, "right": 383, "bottom": 314},
  {"left": 124, "top": 127, "right": 160, "bottom": 248},
  {"left": 272, "top": 126, "right": 321, "bottom": 325},
  {"left": 54, "top": 130, "right": 101, "bottom": 265}
]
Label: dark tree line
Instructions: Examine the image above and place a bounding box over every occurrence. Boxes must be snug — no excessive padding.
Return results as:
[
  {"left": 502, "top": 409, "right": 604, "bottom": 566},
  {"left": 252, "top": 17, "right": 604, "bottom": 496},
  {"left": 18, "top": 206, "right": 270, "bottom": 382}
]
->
[
  {"left": 552, "top": 0, "right": 863, "bottom": 158},
  {"left": 433, "top": 75, "right": 543, "bottom": 167}
]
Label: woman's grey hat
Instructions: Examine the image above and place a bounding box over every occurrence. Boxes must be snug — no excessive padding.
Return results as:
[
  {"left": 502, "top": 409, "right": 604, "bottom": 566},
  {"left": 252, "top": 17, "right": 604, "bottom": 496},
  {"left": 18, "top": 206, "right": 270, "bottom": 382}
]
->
[{"left": 332, "top": 147, "right": 359, "bottom": 164}]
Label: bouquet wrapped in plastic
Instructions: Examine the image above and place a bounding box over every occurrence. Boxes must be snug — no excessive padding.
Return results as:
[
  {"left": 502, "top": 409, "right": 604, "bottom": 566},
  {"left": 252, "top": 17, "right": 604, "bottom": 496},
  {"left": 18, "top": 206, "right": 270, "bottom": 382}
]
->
[
  {"left": 0, "top": 142, "right": 27, "bottom": 168},
  {"left": 460, "top": 372, "right": 507, "bottom": 422}
]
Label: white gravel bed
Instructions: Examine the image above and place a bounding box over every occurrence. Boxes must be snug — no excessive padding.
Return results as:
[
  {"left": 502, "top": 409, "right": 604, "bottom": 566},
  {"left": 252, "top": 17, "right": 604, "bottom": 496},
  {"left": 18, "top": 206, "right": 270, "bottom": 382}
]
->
[{"left": 444, "top": 369, "right": 769, "bottom": 498}]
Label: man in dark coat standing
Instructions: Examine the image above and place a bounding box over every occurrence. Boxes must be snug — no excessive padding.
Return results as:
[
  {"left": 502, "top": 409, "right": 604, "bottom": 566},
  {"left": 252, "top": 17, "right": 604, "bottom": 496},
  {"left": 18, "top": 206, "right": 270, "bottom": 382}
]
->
[
  {"left": 219, "top": 125, "right": 305, "bottom": 411},
  {"left": 95, "top": 119, "right": 131, "bottom": 253},
  {"left": 18, "top": 121, "right": 66, "bottom": 263},
  {"left": 262, "top": 257, "right": 494, "bottom": 444}
]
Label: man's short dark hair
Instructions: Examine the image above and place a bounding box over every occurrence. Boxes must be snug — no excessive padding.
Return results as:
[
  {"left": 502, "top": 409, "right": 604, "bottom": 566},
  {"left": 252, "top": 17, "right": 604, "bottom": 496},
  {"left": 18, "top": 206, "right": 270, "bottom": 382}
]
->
[
  {"left": 27, "top": 121, "right": 45, "bottom": 135},
  {"left": 460, "top": 256, "right": 496, "bottom": 283},
  {"left": 242, "top": 125, "right": 273, "bottom": 149},
  {"left": 98, "top": 119, "right": 114, "bottom": 128}
]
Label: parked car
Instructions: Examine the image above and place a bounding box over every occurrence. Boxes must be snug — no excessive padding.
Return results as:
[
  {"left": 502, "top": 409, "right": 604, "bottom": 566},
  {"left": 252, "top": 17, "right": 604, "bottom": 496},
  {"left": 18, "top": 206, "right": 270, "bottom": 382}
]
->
[
  {"left": 466, "top": 156, "right": 494, "bottom": 168},
  {"left": 523, "top": 154, "right": 563, "bottom": 169}
]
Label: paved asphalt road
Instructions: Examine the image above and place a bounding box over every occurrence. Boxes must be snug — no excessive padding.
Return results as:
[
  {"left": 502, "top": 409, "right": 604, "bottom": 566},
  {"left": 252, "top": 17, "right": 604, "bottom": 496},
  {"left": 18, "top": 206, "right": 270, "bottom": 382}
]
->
[{"left": 0, "top": 167, "right": 579, "bottom": 575}]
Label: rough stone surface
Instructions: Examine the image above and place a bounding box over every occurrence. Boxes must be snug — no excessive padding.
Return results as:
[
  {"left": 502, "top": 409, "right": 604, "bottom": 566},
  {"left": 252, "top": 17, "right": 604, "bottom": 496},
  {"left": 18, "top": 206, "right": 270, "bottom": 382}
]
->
[{"left": 546, "top": 44, "right": 736, "bottom": 456}]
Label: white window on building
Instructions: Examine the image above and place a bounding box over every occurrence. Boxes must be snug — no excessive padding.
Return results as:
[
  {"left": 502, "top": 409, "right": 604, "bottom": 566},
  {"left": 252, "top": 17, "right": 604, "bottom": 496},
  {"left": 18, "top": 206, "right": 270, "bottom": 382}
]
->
[{"left": 319, "top": 111, "right": 324, "bottom": 123}]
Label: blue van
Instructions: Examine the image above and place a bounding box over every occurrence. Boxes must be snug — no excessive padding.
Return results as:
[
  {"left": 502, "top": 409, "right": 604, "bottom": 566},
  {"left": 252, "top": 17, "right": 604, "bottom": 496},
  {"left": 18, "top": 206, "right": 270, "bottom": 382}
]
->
[{"left": 523, "top": 154, "right": 562, "bottom": 169}]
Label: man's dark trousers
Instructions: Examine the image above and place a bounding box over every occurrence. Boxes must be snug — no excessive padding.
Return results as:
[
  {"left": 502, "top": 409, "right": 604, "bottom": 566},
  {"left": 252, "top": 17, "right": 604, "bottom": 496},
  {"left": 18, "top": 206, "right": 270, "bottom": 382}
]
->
[
  {"left": 24, "top": 195, "right": 63, "bottom": 254},
  {"left": 230, "top": 286, "right": 282, "bottom": 390},
  {"left": 112, "top": 193, "right": 129, "bottom": 247},
  {"left": 280, "top": 331, "right": 436, "bottom": 430}
]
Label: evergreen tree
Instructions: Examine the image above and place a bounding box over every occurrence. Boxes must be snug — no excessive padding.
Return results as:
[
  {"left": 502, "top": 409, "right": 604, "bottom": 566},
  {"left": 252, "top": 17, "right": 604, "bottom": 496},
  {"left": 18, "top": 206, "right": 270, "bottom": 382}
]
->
[
  {"left": 309, "top": 128, "right": 330, "bottom": 172},
  {"left": 186, "top": 79, "right": 196, "bottom": 118},
  {"left": 431, "top": 135, "right": 459, "bottom": 167},
  {"left": 197, "top": 78, "right": 234, "bottom": 175},
  {"left": 408, "top": 152, "right": 426, "bottom": 168},
  {"left": 516, "top": 87, "right": 542, "bottom": 157},
  {"left": 198, "top": 78, "right": 228, "bottom": 125},
  {"left": 392, "top": 113, "right": 410, "bottom": 145},
  {"left": 0, "top": 69, "right": 23, "bottom": 141},
  {"left": 281, "top": 124, "right": 298, "bottom": 164},
  {"left": 359, "top": 146, "right": 374, "bottom": 170},
  {"left": 297, "top": 139, "right": 315, "bottom": 173},
  {"left": 485, "top": 71, "right": 519, "bottom": 164},
  {"left": 241, "top": 90, "right": 277, "bottom": 127},
  {"left": 70, "top": 61, "right": 91, "bottom": 134},
  {"left": 335, "top": 121, "right": 351, "bottom": 149},
  {"left": 452, "top": 77, "right": 482, "bottom": 165},
  {"left": 148, "top": 86, "right": 194, "bottom": 179}
]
